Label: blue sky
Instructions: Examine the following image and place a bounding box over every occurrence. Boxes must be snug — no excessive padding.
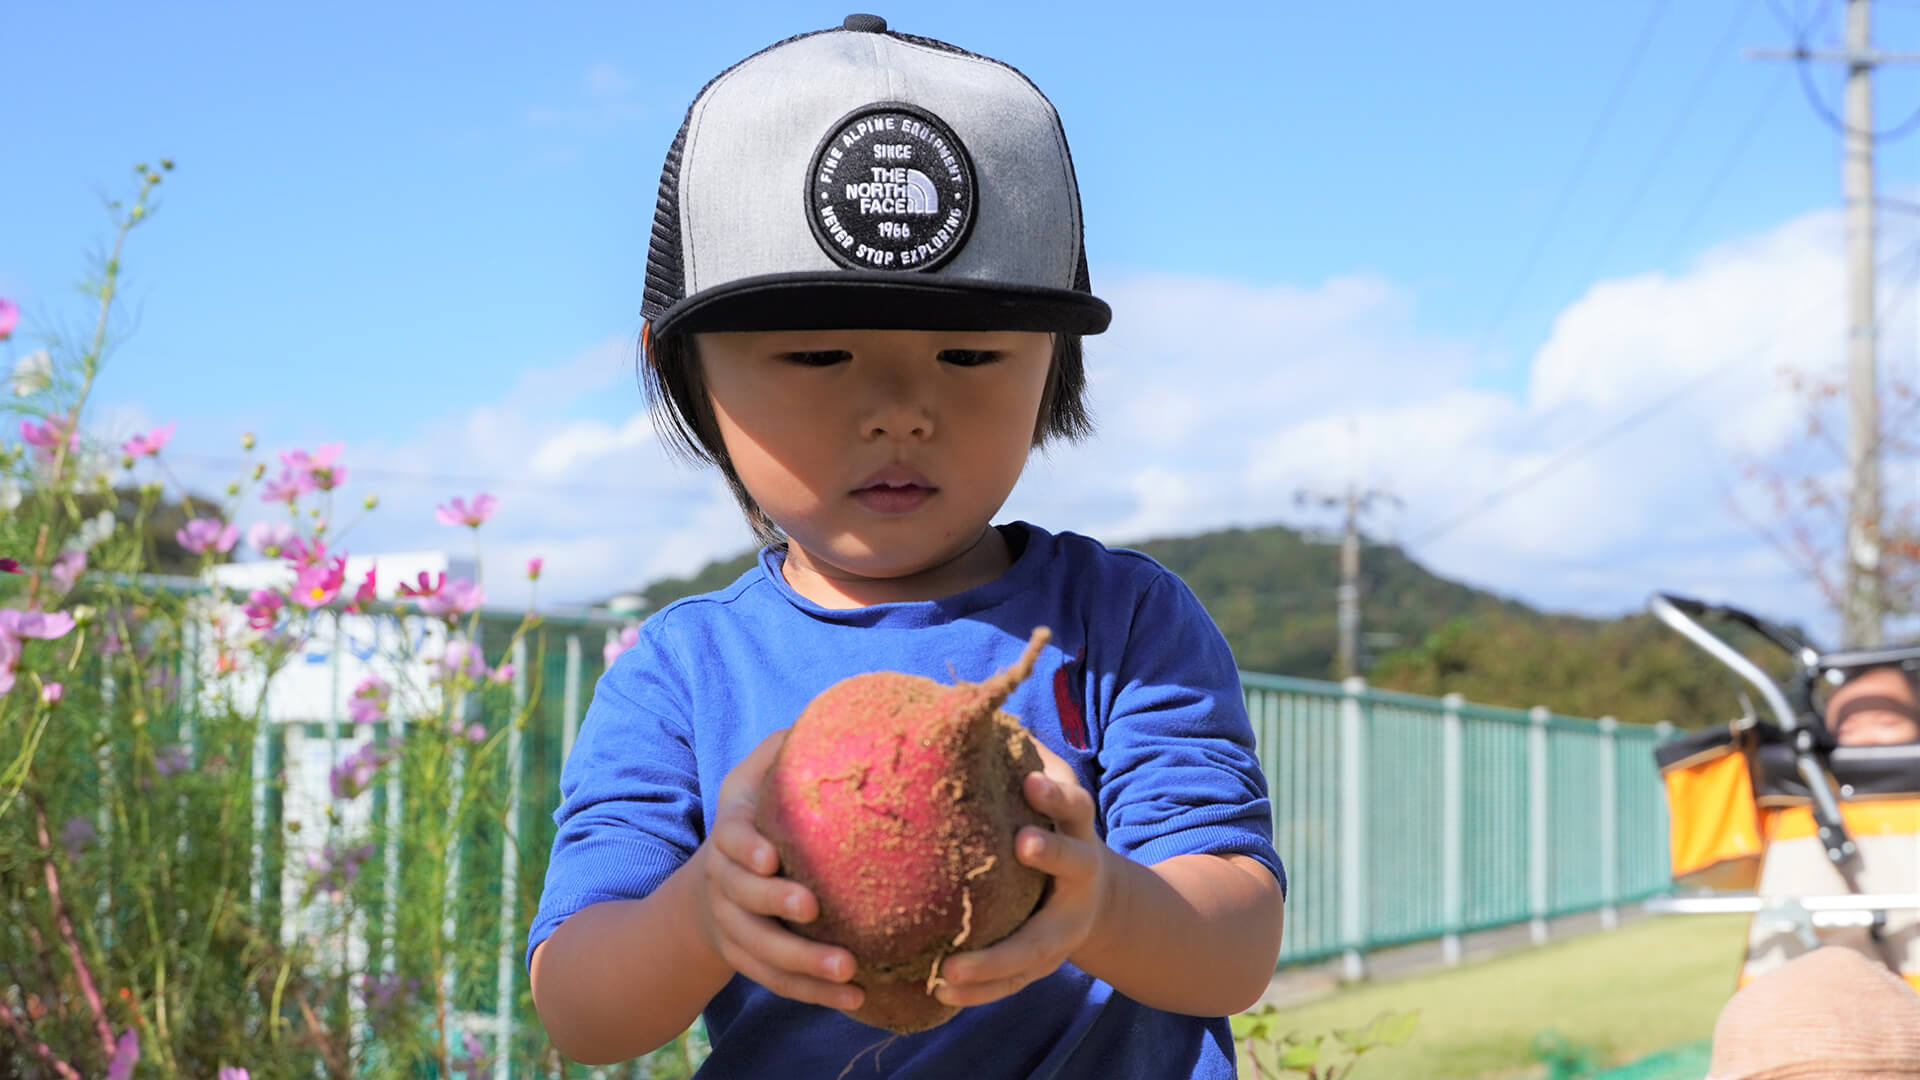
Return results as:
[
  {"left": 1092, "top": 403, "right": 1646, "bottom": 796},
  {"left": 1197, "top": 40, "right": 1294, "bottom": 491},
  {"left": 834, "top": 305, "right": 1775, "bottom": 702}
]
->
[{"left": 9, "top": 0, "right": 1920, "bottom": 634}]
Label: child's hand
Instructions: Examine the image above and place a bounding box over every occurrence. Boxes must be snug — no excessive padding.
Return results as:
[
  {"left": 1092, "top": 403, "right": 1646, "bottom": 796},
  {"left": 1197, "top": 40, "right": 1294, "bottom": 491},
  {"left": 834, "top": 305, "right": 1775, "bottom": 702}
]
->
[
  {"left": 932, "top": 741, "right": 1114, "bottom": 1008},
  {"left": 692, "top": 728, "right": 864, "bottom": 1012}
]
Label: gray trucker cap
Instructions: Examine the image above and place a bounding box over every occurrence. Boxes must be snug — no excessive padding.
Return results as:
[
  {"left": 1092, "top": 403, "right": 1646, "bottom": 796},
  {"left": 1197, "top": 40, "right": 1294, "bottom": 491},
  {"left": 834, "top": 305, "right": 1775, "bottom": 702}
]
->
[{"left": 641, "top": 13, "right": 1112, "bottom": 338}]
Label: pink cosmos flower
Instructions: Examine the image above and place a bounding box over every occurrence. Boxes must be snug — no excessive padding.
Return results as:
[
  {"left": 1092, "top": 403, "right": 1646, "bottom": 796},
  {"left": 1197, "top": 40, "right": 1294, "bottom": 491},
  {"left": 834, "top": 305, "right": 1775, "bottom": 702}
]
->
[
  {"left": 0, "top": 608, "right": 78, "bottom": 695},
  {"left": 329, "top": 743, "right": 392, "bottom": 799},
  {"left": 488, "top": 662, "right": 514, "bottom": 686},
  {"left": 282, "top": 443, "right": 347, "bottom": 492},
  {"left": 419, "top": 577, "right": 483, "bottom": 618},
  {"left": 49, "top": 550, "right": 85, "bottom": 595},
  {"left": 435, "top": 493, "right": 497, "bottom": 528},
  {"left": 247, "top": 521, "right": 296, "bottom": 558},
  {"left": 465, "top": 722, "right": 488, "bottom": 743},
  {"left": 120, "top": 422, "right": 175, "bottom": 458},
  {"left": 293, "top": 557, "right": 348, "bottom": 610},
  {"left": 435, "top": 640, "right": 489, "bottom": 683},
  {"left": 218, "top": 1068, "right": 250, "bottom": 1080},
  {"left": 604, "top": 625, "right": 639, "bottom": 668},
  {"left": 452, "top": 1030, "right": 494, "bottom": 1079},
  {"left": 242, "top": 588, "right": 284, "bottom": 631},
  {"left": 260, "top": 469, "right": 306, "bottom": 505},
  {"left": 398, "top": 570, "right": 484, "bottom": 617},
  {"left": 41, "top": 682, "right": 62, "bottom": 705},
  {"left": 345, "top": 566, "right": 378, "bottom": 613},
  {"left": 282, "top": 534, "right": 331, "bottom": 569},
  {"left": 0, "top": 298, "right": 18, "bottom": 341},
  {"left": 104, "top": 1028, "right": 139, "bottom": 1080},
  {"left": 396, "top": 570, "right": 444, "bottom": 608},
  {"left": 306, "top": 840, "right": 377, "bottom": 897},
  {"left": 527, "top": 556, "right": 543, "bottom": 581},
  {"left": 0, "top": 558, "right": 19, "bottom": 574},
  {"left": 20, "top": 413, "right": 78, "bottom": 464},
  {"left": 176, "top": 517, "right": 239, "bottom": 556},
  {"left": 347, "top": 674, "right": 390, "bottom": 724}
]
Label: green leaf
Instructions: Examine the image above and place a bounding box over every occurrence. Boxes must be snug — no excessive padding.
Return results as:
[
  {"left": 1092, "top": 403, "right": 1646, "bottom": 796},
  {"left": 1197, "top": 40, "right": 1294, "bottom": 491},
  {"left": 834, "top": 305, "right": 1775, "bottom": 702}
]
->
[
  {"left": 1232, "top": 1005, "right": 1280, "bottom": 1040},
  {"left": 1369, "top": 1010, "right": 1420, "bottom": 1048},
  {"left": 1279, "top": 1042, "right": 1322, "bottom": 1069},
  {"left": 1251, "top": 1041, "right": 1287, "bottom": 1078}
]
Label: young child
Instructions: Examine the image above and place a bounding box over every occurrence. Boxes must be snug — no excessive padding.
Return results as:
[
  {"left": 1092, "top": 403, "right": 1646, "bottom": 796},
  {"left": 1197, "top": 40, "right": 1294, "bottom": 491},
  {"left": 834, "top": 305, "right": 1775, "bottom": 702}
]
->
[{"left": 526, "top": 14, "right": 1287, "bottom": 1077}]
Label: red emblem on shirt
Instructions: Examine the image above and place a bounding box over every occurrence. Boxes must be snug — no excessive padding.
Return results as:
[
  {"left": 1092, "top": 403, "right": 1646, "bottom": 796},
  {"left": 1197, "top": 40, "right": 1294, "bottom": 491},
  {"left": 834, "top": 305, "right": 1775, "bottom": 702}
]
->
[{"left": 1053, "top": 646, "right": 1089, "bottom": 750}]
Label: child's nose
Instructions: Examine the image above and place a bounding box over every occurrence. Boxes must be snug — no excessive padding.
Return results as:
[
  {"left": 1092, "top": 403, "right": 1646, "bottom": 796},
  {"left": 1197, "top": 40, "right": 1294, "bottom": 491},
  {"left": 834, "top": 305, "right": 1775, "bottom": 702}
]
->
[
  {"left": 860, "top": 373, "right": 935, "bottom": 441},
  {"left": 862, "top": 407, "right": 932, "bottom": 440}
]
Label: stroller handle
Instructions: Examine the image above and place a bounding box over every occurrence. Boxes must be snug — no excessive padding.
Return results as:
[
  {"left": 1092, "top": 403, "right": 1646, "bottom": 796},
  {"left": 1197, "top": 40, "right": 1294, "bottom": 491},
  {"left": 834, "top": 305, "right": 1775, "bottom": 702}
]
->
[
  {"left": 1647, "top": 593, "right": 1812, "bottom": 735},
  {"left": 1647, "top": 592, "right": 1858, "bottom": 867}
]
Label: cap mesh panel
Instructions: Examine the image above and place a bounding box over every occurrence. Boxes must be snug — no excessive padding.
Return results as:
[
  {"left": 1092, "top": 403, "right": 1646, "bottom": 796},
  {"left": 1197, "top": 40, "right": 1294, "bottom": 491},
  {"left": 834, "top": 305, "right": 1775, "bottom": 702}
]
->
[{"left": 641, "top": 28, "right": 831, "bottom": 322}]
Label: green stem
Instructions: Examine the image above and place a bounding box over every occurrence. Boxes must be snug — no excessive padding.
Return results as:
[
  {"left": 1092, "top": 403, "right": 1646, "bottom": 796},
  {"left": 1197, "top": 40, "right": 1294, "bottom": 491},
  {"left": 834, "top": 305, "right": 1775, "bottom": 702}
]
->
[{"left": 23, "top": 170, "right": 155, "bottom": 612}]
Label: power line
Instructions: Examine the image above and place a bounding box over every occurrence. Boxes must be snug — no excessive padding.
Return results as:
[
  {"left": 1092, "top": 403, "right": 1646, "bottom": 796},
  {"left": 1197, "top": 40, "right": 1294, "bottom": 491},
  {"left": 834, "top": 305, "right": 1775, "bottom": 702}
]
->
[
  {"left": 1660, "top": 65, "right": 1794, "bottom": 266},
  {"left": 158, "top": 450, "right": 655, "bottom": 497},
  {"left": 1762, "top": 0, "right": 1920, "bottom": 141},
  {"left": 1764, "top": 0, "right": 1833, "bottom": 39},
  {"left": 1408, "top": 231, "right": 1920, "bottom": 548},
  {"left": 1464, "top": 0, "right": 1674, "bottom": 365},
  {"left": 1572, "top": 0, "right": 1760, "bottom": 288}
]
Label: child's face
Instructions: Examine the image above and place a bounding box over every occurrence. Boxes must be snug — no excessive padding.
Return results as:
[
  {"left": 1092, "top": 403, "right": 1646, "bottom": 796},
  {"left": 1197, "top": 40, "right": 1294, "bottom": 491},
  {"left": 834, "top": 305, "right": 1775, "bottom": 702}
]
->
[
  {"left": 1824, "top": 666, "right": 1920, "bottom": 746},
  {"left": 696, "top": 328, "right": 1052, "bottom": 594}
]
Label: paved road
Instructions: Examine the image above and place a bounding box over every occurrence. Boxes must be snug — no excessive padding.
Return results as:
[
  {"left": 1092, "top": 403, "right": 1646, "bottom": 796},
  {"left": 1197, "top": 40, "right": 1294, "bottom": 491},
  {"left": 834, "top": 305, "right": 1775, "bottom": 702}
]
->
[{"left": 1258, "top": 903, "right": 1663, "bottom": 1009}]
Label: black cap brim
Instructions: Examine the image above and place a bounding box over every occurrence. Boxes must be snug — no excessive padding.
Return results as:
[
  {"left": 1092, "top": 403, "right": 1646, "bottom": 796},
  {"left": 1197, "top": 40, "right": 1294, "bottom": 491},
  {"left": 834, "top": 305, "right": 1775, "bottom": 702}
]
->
[{"left": 647, "top": 271, "right": 1111, "bottom": 338}]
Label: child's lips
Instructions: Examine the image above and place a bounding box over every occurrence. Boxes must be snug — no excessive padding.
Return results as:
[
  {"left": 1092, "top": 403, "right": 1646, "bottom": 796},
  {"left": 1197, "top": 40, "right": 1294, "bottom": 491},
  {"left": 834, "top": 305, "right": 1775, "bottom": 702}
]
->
[
  {"left": 851, "top": 468, "right": 937, "bottom": 514},
  {"left": 851, "top": 484, "right": 936, "bottom": 514}
]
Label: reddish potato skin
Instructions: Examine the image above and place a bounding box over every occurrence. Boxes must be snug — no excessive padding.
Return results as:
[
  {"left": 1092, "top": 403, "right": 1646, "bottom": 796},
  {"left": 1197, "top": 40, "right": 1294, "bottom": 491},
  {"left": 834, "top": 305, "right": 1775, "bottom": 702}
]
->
[{"left": 755, "top": 630, "right": 1054, "bottom": 1034}]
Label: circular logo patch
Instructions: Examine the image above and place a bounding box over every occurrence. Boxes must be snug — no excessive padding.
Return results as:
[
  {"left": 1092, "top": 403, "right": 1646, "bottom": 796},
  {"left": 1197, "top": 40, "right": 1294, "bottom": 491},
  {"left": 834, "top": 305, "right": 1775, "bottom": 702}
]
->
[{"left": 807, "top": 103, "right": 977, "bottom": 272}]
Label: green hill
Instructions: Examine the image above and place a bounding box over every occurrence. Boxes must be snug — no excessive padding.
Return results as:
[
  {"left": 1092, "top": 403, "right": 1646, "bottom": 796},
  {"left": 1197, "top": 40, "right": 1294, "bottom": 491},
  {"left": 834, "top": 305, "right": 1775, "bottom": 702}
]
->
[{"left": 620, "top": 521, "right": 1773, "bottom": 727}]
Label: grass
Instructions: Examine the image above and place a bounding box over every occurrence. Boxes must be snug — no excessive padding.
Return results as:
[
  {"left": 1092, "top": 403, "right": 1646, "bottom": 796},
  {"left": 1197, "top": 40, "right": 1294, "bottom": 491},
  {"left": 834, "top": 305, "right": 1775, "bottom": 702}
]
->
[{"left": 1248, "top": 914, "right": 1751, "bottom": 1080}]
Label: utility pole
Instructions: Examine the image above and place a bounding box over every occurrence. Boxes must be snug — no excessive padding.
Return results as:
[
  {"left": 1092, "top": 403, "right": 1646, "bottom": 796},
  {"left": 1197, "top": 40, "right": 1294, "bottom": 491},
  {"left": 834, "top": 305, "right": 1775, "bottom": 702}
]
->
[
  {"left": 1297, "top": 484, "right": 1401, "bottom": 679},
  {"left": 1752, "top": 0, "right": 1920, "bottom": 647}
]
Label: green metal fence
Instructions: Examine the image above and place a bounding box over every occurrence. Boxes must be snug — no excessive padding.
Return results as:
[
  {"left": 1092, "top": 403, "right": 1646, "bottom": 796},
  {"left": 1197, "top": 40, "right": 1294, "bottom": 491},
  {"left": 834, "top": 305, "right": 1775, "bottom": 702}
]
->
[
  {"left": 184, "top": 606, "right": 1680, "bottom": 1076},
  {"left": 1243, "top": 674, "right": 1675, "bottom": 976}
]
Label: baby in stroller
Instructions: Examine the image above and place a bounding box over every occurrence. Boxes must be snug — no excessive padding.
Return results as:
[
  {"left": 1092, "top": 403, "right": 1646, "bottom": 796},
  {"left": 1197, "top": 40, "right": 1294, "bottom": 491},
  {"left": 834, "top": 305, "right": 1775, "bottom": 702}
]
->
[
  {"left": 1821, "top": 663, "right": 1920, "bottom": 747},
  {"left": 1648, "top": 595, "right": 1920, "bottom": 995}
]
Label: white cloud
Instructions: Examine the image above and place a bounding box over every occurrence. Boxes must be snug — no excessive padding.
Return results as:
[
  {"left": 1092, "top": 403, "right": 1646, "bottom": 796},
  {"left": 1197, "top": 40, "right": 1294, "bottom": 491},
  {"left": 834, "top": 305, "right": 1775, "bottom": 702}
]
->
[
  {"left": 117, "top": 204, "right": 1907, "bottom": 648},
  {"left": 1003, "top": 206, "right": 1882, "bottom": 641}
]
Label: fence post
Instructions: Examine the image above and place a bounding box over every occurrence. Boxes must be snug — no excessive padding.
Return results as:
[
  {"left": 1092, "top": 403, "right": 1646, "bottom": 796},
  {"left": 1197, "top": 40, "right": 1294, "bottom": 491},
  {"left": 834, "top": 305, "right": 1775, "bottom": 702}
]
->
[
  {"left": 1529, "top": 705, "right": 1550, "bottom": 947},
  {"left": 563, "top": 633, "right": 583, "bottom": 763},
  {"left": 496, "top": 635, "right": 528, "bottom": 1080},
  {"left": 1340, "top": 676, "right": 1368, "bottom": 981},
  {"left": 383, "top": 614, "right": 409, "bottom": 986},
  {"left": 1598, "top": 715, "right": 1619, "bottom": 931},
  {"left": 443, "top": 620, "right": 475, "bottom": 1050},
  {"left": 1441, "top": 692, "right": 1464, "bottom": 966}
]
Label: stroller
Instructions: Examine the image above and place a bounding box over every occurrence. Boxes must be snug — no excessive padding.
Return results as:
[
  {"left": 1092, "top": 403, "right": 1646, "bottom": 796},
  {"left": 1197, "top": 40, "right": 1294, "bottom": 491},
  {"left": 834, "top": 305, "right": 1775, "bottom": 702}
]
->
[{"left": 1646, "top": 593, "right": 1920, "bottom": 991}]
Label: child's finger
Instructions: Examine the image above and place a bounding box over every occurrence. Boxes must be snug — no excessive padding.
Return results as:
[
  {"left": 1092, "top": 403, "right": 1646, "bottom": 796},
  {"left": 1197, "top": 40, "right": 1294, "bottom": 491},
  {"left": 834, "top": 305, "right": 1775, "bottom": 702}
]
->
[
  {"left": 933, "top": 970, "right": 1032, "bottom": 1009},
  {"left": 1022, "top": 771, "right": 1096, "bottom": 836},
  {"left": 936, "top": 905, "right": 1067, "bottom": 992},
  {"left": 710, "top": 849, "right": 819, "bottom": 922},
  {"left": 709, "top": 813, "right": 779, "bottom": 876},
  {"left": 713, "top": 906, "right": 862, "bottom": 1010},
  {"left": 1012, "top": 824, "right": 1100, "bottom": 882}
]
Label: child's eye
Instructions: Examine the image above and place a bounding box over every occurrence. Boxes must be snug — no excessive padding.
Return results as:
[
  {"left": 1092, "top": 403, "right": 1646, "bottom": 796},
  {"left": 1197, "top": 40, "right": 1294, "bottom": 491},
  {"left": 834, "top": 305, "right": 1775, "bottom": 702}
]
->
[
  {"left": 938, "top": 349, "right": 1000, "bottom": 367},
  {"left": 780, "top": 350, "right": 851, "bottom": 367}
]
